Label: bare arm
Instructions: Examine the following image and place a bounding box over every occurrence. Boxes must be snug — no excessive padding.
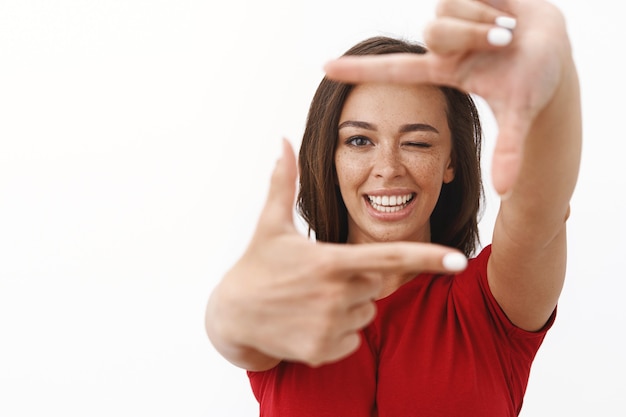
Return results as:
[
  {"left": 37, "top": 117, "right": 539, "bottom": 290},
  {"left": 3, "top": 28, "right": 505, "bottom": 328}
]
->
[
  {"left": 489, "top": 55, "right": 581, "bottom": 331},
  {"left": 323, "top": 0, "right": 582, "bottom": 331}
]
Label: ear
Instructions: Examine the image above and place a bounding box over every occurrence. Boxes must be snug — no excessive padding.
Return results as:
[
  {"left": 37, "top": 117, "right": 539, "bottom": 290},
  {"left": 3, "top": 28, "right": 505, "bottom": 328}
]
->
[{"left": 443, "top": 157, "right": 455, "bottom": 184}]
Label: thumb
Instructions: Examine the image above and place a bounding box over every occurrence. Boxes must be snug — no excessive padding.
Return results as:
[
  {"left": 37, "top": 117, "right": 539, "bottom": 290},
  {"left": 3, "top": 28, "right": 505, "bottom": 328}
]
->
[
  {"left": 255, "top": 138, "right": 299, "bottom": 237},
  {"left": 491, "top": 108, "right": 531, "bottom": 197}
]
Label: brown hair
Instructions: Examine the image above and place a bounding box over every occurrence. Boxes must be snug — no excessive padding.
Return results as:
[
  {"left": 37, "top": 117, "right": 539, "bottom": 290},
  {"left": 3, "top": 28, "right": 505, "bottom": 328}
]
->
[{"left": 296, "top": 36, "right": 483, "bottom": 257}]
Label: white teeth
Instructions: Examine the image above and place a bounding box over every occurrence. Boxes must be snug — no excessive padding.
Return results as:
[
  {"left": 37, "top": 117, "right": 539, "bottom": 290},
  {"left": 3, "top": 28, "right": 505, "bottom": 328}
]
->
[{"left": 367, "top": 193, "right": 414, "bottom": 212}]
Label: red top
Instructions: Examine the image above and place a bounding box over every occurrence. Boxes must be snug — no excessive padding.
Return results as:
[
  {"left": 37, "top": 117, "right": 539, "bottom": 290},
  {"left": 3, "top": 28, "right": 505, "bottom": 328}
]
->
[{"left": 248, "top": 245, "right": 555, "bottom": 416}]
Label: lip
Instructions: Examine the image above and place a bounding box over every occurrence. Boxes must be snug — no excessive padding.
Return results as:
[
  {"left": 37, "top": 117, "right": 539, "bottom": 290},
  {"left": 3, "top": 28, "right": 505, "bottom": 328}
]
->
[{"left": 363, "top": 190, "right": 417, "bottom": 220}]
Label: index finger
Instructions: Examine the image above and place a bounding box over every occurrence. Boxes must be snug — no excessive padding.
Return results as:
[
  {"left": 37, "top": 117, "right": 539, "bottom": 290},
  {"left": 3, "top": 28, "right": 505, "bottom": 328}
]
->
[
  {"left": 328, "top": 242, "right": 468, "bottom": 275},
  {"left": 323, "top": 54, "right": 444, "bottom": 85}
]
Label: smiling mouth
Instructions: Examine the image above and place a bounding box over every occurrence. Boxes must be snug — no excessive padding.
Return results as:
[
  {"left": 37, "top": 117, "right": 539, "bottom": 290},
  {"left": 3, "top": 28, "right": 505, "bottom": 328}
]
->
[{"left": 367, "top": 193, "right": 415, "bottom": 213}]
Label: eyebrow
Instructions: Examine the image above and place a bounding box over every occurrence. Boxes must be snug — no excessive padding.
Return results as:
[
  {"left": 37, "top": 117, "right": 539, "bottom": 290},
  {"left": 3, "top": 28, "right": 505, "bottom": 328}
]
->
[
  {"left": 399, "top": 123, "right": 439, "bottom": 134},
  {"left": 338, "top": 120, "right": 439, "bottom": 134}
]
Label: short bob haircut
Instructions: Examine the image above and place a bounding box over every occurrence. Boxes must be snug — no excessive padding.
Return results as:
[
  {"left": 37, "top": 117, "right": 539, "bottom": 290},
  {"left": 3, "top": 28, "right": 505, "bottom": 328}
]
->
[{"left": 296, "top": 36, "right": 484, "bottom": 257}]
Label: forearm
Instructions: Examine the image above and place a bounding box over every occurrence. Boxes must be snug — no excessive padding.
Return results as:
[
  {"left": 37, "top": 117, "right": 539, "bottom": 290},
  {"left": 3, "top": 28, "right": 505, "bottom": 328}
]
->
[{"left": 501, "top": 55, "right": 582, "bottom": 244}]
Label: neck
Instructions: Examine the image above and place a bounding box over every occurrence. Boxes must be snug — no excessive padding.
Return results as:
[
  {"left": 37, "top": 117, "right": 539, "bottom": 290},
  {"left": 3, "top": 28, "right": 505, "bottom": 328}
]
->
[{"left": 377, "top": 272, "right": 417, "bottom": 299}]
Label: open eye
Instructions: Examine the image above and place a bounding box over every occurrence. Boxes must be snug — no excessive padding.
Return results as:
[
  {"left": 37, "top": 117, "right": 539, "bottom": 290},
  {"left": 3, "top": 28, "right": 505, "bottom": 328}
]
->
[{"left": 346, "top": 136, "right": 372, "bottom": 147}]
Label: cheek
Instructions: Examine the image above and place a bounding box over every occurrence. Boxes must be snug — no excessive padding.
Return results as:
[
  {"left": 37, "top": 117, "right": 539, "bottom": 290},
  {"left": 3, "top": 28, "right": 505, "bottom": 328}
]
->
[
  {"left": 409, "top": 157, "right": 446, "bottom": 183},
  {"left": 335, "top": 153, "right": 367, "bottom": 187}
]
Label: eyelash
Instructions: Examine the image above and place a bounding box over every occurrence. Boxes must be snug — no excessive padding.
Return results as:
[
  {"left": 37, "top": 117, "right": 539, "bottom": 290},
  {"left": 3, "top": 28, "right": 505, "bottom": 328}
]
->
[
  {"left": 345, "top": 136, "right": 372, "bottom": 147},
  {"left": 405, "top": 141, "right": 432, "bottom": 148},
  {"left": 345, "top": 136, "right": 432, "bottom": 149}
]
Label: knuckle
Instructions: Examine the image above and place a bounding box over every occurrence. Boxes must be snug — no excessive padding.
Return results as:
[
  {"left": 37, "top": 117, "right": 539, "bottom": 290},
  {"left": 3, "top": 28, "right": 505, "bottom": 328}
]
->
[
  {"left": 435, "top": 0, "right": 456, "bottom": 17},
  {"left": 305, "top": 332, "right": 361, "bottom": 367},
  {"left": 323, "top": 290, "right": 346, "bottom": 313},
  {"left": 316, "top": 306, "right": 342, "bottom": 332},
  {"left": 300, "top": 334, "right": 332, "bottom": 365},
  {"left": 351, "top": 301, "right": 377, "bottom": 328},
  {"left": 310, "top": 249, "right": 339, "bottom": 276},
  {"left": 378, "top": 249, "right": 408, "bottom": 271},
  {"left": 422, "top": 23, "right": 441, "bottom": 51},
  {"left": 361, "top": 302, "right": 378, "bottom": 324},
  {"left": 425, "top": 21, "right": 448, "bottom": 43},
  {"left": 310, "top": 280, "right": 350, "bottom": 311},
  {"left": 480, "top": 9, "right": 497, "bottom": 23}
]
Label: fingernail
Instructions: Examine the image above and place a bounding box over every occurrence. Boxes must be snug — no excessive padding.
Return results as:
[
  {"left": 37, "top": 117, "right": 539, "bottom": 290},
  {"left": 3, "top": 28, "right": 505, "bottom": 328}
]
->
[
  {"left": 443, "top": 253, "right": 468, "bottom": 272},
  {"left": 487, "top": 27, "right": 513, "bottom": 46},
  {"left": 495, "top": 16, "right": 517, "bottom": 30}
]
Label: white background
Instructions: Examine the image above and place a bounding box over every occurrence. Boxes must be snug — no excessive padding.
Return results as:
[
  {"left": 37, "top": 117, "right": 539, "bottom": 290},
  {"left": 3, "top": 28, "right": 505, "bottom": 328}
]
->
[{"left": 0, "top": 0, "right": 623, "bottom": 416}]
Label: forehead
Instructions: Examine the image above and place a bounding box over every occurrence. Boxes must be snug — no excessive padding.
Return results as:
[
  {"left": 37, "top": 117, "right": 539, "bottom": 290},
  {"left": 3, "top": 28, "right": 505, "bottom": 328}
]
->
[{"left": 340, "top": 83, "right": 448, "bottom": 125}]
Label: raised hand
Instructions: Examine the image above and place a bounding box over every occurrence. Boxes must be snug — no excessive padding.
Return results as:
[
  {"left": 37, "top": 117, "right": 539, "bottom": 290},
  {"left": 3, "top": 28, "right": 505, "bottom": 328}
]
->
[
  {"left": 323, "top": 0, "right": 573, "bottom": 196},
  {"left": 206, "top": 139, "right": 468, "bottom": 369}
]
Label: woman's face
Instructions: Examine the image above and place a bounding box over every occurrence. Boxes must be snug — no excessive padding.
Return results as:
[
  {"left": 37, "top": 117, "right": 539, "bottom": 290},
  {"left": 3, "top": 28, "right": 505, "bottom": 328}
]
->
[{"left": 335, "top": 83, "right": 454, "bottom": 244}]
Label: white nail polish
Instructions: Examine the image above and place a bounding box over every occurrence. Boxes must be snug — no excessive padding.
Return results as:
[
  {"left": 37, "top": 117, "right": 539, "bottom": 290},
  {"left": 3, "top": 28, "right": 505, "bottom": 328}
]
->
[
  {"left": 487, "top": 27, "right": 513, "bottom": 46},
  {"left": 495, "top": 16, "right": 517, "bottom": 30},
  {"left": 443, "top": 253, "right": 468, "bottom": 272}
]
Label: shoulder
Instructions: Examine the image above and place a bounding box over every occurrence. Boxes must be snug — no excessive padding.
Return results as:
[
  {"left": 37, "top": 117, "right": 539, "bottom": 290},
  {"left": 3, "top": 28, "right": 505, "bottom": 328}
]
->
[{"left": 460, "top": 244, "right": 557, "bottom": 339}]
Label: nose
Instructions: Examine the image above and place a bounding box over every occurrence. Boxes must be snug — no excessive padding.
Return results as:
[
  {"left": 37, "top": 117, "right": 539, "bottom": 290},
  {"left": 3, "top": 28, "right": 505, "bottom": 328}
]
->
[{"left": 373, "top": 143, "right": 406, "bottom": 179}]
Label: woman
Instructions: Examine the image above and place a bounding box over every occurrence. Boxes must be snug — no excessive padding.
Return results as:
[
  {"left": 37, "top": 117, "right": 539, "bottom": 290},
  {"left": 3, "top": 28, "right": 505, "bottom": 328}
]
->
[{"left": 205, "top": 0, "right": 581, "bottom": 415}]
